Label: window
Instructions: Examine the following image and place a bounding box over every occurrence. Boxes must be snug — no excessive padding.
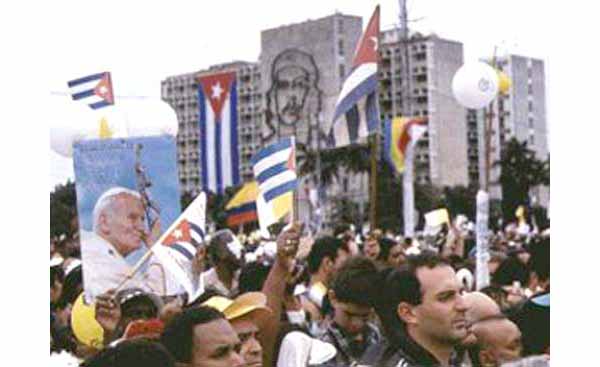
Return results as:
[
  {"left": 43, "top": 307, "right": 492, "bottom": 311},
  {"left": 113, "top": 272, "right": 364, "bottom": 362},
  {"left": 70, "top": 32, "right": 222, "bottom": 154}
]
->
[
  {"left": 338, "top": 39, "right": 344, "bottom": 56},
  {"left": 528, "top": 101, "right": 533, "bottom": 111},
  {"left": 529, "top": 135, "right": 535, "bottom": 145},
  {"left": 339, "top": 64, "right": 345, "bottom": 79},
  {"left": 528, "top": 117, "right": 534, "bottom": 128},
  {"left": 338, "top": 18, "right": 344, "bottom": 33}
]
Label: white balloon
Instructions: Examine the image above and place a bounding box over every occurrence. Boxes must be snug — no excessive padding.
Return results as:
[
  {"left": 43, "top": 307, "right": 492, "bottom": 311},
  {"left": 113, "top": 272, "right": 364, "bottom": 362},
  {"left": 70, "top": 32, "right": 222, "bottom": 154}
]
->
[
  {"left": 117, "top": 98, "right": 178, "bottom": 138},
  {"left": 49, "top": 102, "right": 98, "bottom": 157},
  {"left": 452, "top": 62, "right": 499, "bottom": 109}
]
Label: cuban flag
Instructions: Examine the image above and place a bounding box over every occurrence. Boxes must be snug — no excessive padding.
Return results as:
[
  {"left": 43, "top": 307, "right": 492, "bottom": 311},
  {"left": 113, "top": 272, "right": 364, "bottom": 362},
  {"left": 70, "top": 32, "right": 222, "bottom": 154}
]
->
[
  {"left": 151, "top": 192, "right": 206, "bottom": 301},
  {"left": 328, "top": 6, "right": 380, "bottom": 148},
  {"left": 198, "top": 71, "right": 240, "bottom": 194},
  {"left": 251, "top": 137, "right": 297, "bottom": 234},
  {"left": 67, "top": 72, "right": 114, "bottom": 110}
]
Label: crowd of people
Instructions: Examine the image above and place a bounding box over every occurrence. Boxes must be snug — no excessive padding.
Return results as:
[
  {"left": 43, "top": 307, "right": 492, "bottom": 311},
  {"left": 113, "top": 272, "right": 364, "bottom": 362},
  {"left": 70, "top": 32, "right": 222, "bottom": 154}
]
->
[{"left": 50, "top": 216, "right": 550, "bottom": 367}]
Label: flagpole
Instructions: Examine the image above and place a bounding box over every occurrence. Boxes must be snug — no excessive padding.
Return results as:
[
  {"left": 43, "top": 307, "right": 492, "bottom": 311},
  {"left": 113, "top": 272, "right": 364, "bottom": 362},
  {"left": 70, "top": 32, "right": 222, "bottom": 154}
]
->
[
  {"left": 369, "top": 134, "right": 378, "bottom": 230},
  {"left": 403, "top": 143, "right": 415, "bottom": 238}
]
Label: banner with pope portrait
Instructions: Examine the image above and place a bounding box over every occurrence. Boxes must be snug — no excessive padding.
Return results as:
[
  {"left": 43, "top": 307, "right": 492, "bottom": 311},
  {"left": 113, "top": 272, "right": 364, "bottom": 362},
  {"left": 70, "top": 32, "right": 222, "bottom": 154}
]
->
[{"left": 73, "top": 135, "right": 181, "bottom": 303}]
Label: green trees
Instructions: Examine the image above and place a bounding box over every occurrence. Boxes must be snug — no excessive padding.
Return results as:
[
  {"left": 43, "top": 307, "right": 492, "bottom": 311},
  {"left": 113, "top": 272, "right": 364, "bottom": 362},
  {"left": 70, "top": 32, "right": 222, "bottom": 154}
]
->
[
  {"left": 495, "top": 138, "right": 550, "bottom": 220},
  {"left": 50, "top": 180, "right": 78, "bottom": 238}
]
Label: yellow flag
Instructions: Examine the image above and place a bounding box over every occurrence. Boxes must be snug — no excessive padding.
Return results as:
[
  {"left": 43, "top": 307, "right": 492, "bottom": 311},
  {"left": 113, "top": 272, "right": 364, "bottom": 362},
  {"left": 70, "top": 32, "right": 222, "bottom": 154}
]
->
[{"left": 98, "top": 117, "right": 113, "bottom": 139}]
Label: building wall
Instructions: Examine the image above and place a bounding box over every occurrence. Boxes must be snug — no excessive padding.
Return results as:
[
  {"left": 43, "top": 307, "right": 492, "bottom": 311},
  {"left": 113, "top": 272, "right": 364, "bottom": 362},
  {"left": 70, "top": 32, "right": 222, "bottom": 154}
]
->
[
  {"left": 379, "top": 31, "right": 468, "bottom": 187},
  {"left": 470, "top": 55, "right": 549, "bottom": 206},
  {"left": 260, "top": 13, "right": 365, "bottom": 227}
]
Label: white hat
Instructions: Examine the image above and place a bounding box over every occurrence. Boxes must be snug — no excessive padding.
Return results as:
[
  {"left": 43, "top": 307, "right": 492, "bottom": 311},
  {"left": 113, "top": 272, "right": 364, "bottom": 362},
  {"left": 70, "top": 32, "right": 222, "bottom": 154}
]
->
[{"left": 276, "top": 331, "right": 337, "bottom": 366}]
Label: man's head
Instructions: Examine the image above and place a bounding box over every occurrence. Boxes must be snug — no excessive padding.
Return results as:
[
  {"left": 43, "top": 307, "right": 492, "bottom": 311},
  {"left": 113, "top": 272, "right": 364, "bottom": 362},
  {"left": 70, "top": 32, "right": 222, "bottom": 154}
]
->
[
  {"left": 116, "top": 288, "right": 163, "bottom": 333},
  {"left": 379, "top": 237, "right": 405, "bottom": 267},
  {"left": 81, "top": 339, "right": 175, "bottom": 367},
  {"left": 93, "top": 187, "right": 146, "bottom": 257},
  {"left": 462, "top": 292, "right": 502, "bottom": 346},
  {"left": 160, "top": 306, "right": 244, "bottom": 367},
  {"left": 363, "top": 230, "right": 382, "bottom": 261},
  {"left": 307, "top": 236, "right": 350, "bottom": 284},
  {"left": 202, "top": 292, "right": 272, "bottom": 367},
  {"left": 208, "top": 229, "right": 244, "bottom": 272},
  {"left": 376, "top": 252, "right": 468, "bottom": 347},
  {"left": 329, "top": 256, "right": 379, "bottom": 336},
  {"left": 269, "top": 49, "right": 318, "bottom": 126},
  {"left": 472, "top": 316, "right": 522, "bottom": 366}
]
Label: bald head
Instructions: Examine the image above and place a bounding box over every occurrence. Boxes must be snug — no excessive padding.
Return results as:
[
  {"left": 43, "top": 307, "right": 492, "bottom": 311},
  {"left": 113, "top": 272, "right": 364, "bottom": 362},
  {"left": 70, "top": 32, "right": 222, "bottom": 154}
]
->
[
  {"left": 461, "top": 292, "right": 502, "bottom": 346},
  {"left": 464, "top": 291, "right": 501, "bottom": 324},
  {"left": 473, "top": 317, "right": 522, "bottom": 366}
]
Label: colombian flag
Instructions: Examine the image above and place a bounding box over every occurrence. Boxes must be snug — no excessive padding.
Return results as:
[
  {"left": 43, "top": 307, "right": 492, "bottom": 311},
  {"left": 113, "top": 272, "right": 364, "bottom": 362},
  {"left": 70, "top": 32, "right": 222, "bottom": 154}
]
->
[
  {"left": 226, "top": 181, "right": 259, "bottom": 227},
  {"left": 384, "top": 117, "right": 428, "bottom": 174}
]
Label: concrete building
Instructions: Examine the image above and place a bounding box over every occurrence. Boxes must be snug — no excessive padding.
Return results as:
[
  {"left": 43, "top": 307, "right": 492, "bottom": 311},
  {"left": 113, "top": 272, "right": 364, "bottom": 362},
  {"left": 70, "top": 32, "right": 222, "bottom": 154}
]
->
[
  {"left": 466, "top": 55, "right": 549, "bottom": 206},
  {"left": 161, "top": 13, "right": 481, "bottom": 228},
  {"left": 379, "top": 29, "right": 469, "bottom": 187},
  {"left": 259, "top": 13, "right": 365, "bottom": 228}
]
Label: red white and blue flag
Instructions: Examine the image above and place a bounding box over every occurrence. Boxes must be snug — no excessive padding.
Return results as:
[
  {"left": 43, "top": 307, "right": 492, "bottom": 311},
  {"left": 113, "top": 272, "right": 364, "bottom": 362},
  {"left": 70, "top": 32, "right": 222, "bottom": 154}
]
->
[
  {"left": 151, "top": 192, "right": 206, "bottom": 301},
  {"left": 198, "top": 71, "right": 240, "bottom": 194},
  {"left": 67, "top": 72, "right": 114, "bottom": 110},
  {"left": 328, "top": 6, "right": 380, "bottom": 147}
]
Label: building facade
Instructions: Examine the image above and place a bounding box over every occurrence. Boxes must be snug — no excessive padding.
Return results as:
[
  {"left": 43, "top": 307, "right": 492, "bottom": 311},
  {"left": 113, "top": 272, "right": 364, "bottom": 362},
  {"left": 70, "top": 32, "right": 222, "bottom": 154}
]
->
[
  {"left": 466, "top": 55, "right": 549, "bottom": 206},
  {"left": 379, "top": 30, "right": 469, "bottom": 188}
]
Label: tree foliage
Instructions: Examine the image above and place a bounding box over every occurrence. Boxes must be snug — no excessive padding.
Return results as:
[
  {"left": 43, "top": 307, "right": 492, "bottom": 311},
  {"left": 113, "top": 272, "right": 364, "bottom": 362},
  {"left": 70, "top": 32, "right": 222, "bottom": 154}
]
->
[
  {"left": 50, "top": 180, "right": 78, "bottom": 238},
  {"left": 494, "top": 138, "right": 550, "bottom": 219}
]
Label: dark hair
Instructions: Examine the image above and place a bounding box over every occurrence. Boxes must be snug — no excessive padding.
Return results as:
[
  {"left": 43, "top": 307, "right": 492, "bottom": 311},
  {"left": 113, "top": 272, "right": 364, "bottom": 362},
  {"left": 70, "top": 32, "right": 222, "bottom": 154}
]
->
[
  {"left": 81, "top": 339, "right": 175, "bottom": 367},
  {"left": 527, "top": 237, "right": 549, "bottom": 283},
  {"left": 378, "top": 237, "right": 398, "bottom": 262},
  {"left": 479, "top": 285, "right": 508, "bottom": 304},
  {"left": 50, "top": 265, "right": 64, "bottom": 288},
  {"left": 160, "top": 306, "right": 225, "bottom": 363},
  {"left": 207, "top": 230, "right": 235, "bottom": 264},
  {"left": 492, "top": 256, "right": 529, "bottom": 287},
  {"left": 331, "top": 256, "right": 379, "bottom": 307},
  {"left": 55, "top": 265, "right": 82, "bottom": 309},
  {"left": 374, "top": 251, "right": 450, "bottom": 342},
  {"left": 333, "top": 223, "right": 352, "bottom": 237},
  {"left": 306, "top": 236, "right": 348, "bottom": 274},
  {"left": 238, "top": 261, "right": 272, "bottom": 294}
]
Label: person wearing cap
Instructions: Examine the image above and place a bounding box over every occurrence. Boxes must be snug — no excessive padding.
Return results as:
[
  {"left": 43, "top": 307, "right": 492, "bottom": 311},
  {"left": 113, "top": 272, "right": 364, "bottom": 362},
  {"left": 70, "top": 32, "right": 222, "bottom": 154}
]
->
[
  {"left": 202, "top": 229, "right": 244, "bottom": 297},
  {"left": 203, "top": 292, "right": 272, "bottom": 367},
  {"left": 160, "top": 306, "right": 245, "bottom": 367},
  {"left": 319, "top": 256, "right": 382, "bottom": 366}
]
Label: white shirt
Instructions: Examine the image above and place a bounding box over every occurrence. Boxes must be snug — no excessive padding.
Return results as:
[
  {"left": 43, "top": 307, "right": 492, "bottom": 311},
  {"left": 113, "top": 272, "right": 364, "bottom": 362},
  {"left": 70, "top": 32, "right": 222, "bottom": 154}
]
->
[
  {"left": 201, "top": 268, "right": 239, "bottom": 297},
  {"left": 80, "top": 230, "right": 165, "bottom": 301}
]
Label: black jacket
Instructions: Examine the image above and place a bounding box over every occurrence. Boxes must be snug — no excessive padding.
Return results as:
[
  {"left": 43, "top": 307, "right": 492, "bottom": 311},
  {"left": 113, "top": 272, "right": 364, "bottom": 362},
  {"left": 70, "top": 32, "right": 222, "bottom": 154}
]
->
[{"left": 359, "top": 333, "right": 462, "bottom": 367}]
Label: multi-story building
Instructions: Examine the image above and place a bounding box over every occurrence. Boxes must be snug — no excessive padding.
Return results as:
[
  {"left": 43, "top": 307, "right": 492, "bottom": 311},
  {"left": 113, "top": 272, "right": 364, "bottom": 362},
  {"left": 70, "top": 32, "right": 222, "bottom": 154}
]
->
[
  {"left": 379, "top": 29, "right": 469, "bottom": 187},
  {"left": 161, "top": 61, "right": 262, "bottom": 194},
  {"left": 259, "top": 13, "right": 364, "bottom": 227},
  {"left": 466, "top": 55, "right": 549, "bottom": 206},
  {"left": 161, "top": 14, "right": 490, "bottom": 228}
]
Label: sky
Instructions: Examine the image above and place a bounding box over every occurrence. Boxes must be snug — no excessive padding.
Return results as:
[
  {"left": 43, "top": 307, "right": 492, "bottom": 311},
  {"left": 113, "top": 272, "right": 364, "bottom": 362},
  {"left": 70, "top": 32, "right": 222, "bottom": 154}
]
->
[{"left": 46, "top": 0, "right": 556, "bottom": 190}]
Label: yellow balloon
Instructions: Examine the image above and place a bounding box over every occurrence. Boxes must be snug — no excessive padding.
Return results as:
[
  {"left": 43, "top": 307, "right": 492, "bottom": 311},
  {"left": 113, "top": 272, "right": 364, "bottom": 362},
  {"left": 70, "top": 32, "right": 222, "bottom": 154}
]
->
[
  {"left": 497, "top": 70, "right": 512, "bottom": 94},
  {"left": 71, "top": 293, "right": 104, "bottom": 348}
]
